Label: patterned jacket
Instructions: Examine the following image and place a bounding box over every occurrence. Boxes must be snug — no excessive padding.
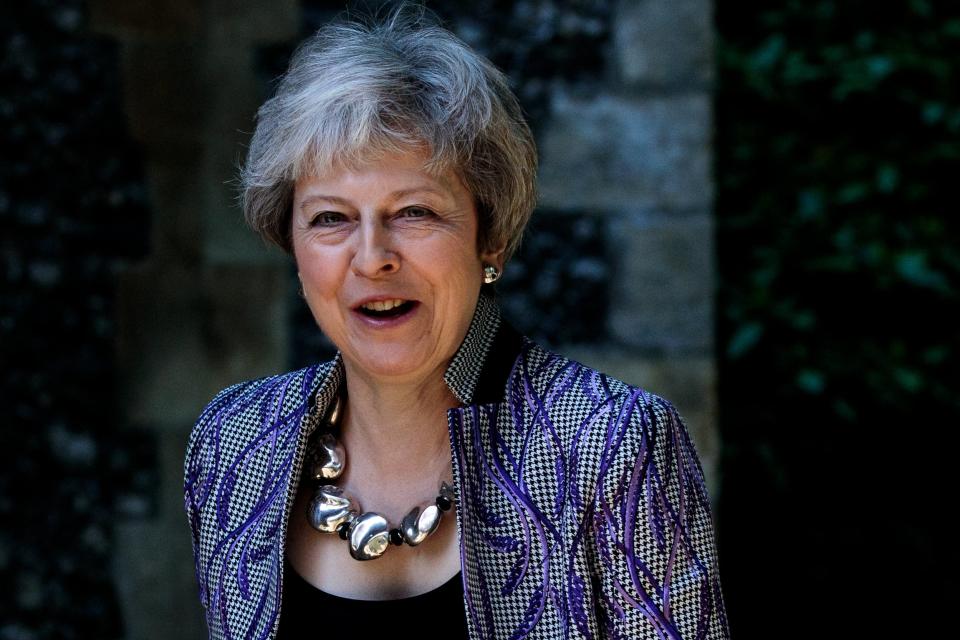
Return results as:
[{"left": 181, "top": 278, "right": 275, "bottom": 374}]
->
[{"left": 184, "top": 295, "right": 729, "bottom": 639}]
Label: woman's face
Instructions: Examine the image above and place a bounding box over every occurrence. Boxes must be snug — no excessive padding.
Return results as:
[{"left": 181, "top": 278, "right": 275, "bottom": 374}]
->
[{"left": 291, "top": 151, "right": 501, "bottom": 387}]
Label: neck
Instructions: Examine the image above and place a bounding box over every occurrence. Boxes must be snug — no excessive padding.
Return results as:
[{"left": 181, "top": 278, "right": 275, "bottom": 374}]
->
[{"left": 337, "top": 361, "right": 458, "bottom": 494}]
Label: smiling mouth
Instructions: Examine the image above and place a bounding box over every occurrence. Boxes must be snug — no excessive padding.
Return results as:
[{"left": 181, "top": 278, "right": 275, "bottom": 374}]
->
[{"left": 356, "top": 299, "right": 417, "bottom": 319}]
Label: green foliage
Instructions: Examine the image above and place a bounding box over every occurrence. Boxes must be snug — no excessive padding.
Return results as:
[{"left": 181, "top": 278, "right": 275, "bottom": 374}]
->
[
  {"left": 718, "top": 0, "right": 959, "bottom": 420},
  {"left": 716, "top": 0, "right": 958, "bottom": 634}
]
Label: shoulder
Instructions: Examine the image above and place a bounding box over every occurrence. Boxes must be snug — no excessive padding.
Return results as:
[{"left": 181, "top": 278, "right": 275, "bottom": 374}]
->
[
  {"left": 513, "top": 339, "right": 703, "bottom": 480},
  {"left": 503, "top": 340, "right": 726, "bottom": 636},
  {"left": 188, "top": 362, "right": 326, "bottom": 438},
  {"left": 183, "top": 360, "right": 337, "bottom": 485},
  {"left": 514, "top": 338, "right": 683, "bottom": 430}
]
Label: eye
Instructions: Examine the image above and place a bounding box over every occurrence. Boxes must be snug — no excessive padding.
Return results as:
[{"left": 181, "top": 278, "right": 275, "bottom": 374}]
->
[
  {"left": 398, "top": 206, "right": 434, "bottom": 219},
  {"left": 310, "top": 211, "right": 347, "bottom": 226}
]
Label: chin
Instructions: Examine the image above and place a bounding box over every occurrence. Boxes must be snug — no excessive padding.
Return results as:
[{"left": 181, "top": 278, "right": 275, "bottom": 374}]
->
[{"left": 346, "top": 345, "right": 441, "bottom": 381}]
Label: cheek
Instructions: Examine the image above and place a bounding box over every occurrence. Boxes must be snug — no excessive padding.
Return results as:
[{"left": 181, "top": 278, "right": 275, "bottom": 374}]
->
[
  {"left": 435, "top": 253, "right": 484, "bottom": 315},
  {"left": 295, "top": 245, "right": 346, "bottom": 300},
  {"left": 424, "top": 242, "right": 481, "bottom": 289},
  {"left": 296, "top": 257, "right": 346, "bottom": 341}
]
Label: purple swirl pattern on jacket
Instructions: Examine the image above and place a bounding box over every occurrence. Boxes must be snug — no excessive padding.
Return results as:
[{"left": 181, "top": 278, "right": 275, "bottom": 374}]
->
[
  {"left": 184, "top": 321, "right": 728, "bottom": 638},
  {"left": 185, "top": 364, "right": 330, "bottom": 640},
  {"left": 449, "top": 340, "right": 728, "bottom": 639}
]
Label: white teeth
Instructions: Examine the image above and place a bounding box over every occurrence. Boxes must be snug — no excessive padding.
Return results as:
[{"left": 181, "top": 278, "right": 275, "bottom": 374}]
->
[{"left": 361, "top": 299, "right": 406, "bottom": 312}]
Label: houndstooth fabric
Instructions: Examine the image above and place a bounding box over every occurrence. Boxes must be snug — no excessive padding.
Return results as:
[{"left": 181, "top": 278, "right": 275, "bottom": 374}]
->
[
  {"left": 184, "top": 294, "right": 729, "bottom": 639},
  {"left": 445, "top": 292, "right": 501, "bottom": 405}
]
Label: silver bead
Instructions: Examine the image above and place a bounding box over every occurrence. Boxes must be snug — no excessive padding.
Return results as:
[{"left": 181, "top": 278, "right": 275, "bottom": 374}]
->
[
  {"left": 349, "top": 512, "right": 391, "bottom": 560},
  {"left": 311, "top": 433, "right": 345, "bottom": 481},
  {"left": 306, "top": 485, "right": 358, "bottom": 533},
  {"left": 439, "top": 481, "right": 456, "bottom": 503},
  {"left": 400, "top": 503, "right": 442, "bottom": 546},
  {"left": 326, "top": 396, "right": 342, "bottom": 426}
]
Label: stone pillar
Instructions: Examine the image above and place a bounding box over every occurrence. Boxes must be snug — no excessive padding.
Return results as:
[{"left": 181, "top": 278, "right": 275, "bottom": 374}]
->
[
  {"left": 90, "top": 1, "right": 298, "bottom": 638},
  {"left": 539, "top": 0, "right": 720, "bottom": 495}
]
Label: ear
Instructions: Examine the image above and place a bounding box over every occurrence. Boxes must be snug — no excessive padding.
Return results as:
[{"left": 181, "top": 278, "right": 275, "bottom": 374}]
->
[{"left": 480, "top": 244, "right": 506, "bottom": 272}]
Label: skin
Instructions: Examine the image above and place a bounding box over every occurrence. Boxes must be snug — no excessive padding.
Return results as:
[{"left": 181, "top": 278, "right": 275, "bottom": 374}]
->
[{"left": 286, "top": 150, "right": 503, "bottom": 599}]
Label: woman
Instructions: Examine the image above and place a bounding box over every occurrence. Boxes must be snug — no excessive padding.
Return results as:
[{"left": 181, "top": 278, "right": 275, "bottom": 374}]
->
[{"left": 184, "top": 7, "right": 728, "bottom": 639}]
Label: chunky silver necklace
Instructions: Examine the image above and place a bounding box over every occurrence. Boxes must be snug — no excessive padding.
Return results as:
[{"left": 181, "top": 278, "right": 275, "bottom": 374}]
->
[{"left": 304, "top": 396, "right": 456, "bottom": 561}]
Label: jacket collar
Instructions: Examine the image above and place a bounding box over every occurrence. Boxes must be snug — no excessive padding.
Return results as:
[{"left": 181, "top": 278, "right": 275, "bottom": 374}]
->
[
  {"left": 444, "top": 291, "right": 523, "bottom": 405},
  {"left": 467, "top": 298, "right": 524, "bottom": 405}
]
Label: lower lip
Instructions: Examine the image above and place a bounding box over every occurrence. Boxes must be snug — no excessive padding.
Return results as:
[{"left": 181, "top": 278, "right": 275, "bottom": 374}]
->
[{"left": 351, "top": 302, "right": 421, "bottom": 329}]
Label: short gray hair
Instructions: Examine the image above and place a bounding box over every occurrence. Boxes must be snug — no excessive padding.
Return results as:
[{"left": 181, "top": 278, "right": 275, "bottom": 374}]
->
[{"left": 241, "top": 6, "right": 538, "bottom": 261}]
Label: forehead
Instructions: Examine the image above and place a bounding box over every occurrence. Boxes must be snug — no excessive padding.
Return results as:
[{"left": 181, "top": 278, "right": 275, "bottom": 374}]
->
[{"left": 294, "top": 149, "right": 468, "bottom": 200}]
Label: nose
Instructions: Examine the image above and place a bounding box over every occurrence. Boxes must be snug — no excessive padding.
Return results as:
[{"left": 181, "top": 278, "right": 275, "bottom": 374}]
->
[{"left": 351, "top": 219, "right": 399, "bottom": 278}]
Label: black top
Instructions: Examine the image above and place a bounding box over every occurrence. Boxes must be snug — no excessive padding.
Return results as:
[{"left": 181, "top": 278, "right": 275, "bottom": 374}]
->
[
  {"left": 275, "top": 321, "right": 522, "bottom": 638},
  {"left": 275, "top": 558, "right": 470, "bottom": 638}
]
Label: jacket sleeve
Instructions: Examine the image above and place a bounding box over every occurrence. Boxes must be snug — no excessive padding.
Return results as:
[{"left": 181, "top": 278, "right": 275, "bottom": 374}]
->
[
  {"left": 591, "top": 391, "right": 729, "bottom": 639},
  {"left": 182, "top": 380, "right": 255, "bottom": 612}
]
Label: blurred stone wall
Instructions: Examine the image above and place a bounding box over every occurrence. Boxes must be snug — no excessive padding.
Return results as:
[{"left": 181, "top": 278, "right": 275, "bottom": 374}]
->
[
  {"left": 538, "top": 0, "right": 719, "bottom": 491},
  {"left": 88, "top": 1, "right": 300, "bottom": 638},
  {"left": 9, "top": 1, "right": 718, "bottom": 638}
]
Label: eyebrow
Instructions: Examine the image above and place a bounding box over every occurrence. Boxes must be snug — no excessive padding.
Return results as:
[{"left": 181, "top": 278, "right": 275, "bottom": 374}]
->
[
  {"left": 298, "top": 185, "right": 451, "bottom": 212},
  {"left": 298, "top": 194, "right": 352, "bottom": 211},
  {"left": 391, "top": 186, "right": 450, "bottom": 200}
]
